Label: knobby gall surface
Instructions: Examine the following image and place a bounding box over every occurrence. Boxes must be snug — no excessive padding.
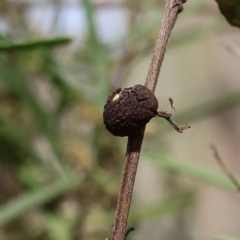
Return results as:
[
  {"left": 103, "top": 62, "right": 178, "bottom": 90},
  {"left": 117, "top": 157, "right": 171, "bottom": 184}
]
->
[{"left": 103, "top": 84, "right": 158, "bottom": 137}]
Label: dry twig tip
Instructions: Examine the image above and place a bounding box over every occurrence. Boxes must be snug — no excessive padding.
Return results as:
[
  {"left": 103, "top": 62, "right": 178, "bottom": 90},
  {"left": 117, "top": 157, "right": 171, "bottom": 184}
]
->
[
  {"left": 157, "top": 97, "right": 191, "bottom": 133},
  {"left": 210, "top": 144, "right": 240, "bottom": 191}
]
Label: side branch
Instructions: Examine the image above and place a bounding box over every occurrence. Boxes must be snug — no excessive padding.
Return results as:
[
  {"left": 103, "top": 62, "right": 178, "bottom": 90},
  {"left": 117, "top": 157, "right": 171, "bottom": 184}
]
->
[{"left": 210, "top": 144, "right": 240, "bottom": 191}]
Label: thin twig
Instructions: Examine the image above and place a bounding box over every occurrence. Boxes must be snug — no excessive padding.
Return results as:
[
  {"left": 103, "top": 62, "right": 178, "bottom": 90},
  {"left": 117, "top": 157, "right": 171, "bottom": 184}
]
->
[
  {"left": 125, "top": 226, "right": 135, "bottom": 239},
  {"left": 210, "top": 144, "right": 240, "bottom": 191},
  {"left": 169, "top": 97, "right": 176, "bottom": 113},
  {"left": 157, "top": 98, "right": 191, "bottom": 133},
  {"left": 111, "top": 1, "right": 187, "bottom": 240}
]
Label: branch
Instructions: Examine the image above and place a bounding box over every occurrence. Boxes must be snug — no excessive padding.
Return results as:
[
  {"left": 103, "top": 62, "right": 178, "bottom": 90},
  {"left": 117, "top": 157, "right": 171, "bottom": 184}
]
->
[
  {"left": 210, "top": 144, "right": 240, "bottom": 191},
  {"left": 145, "top": 0, "right": 186, "bottom": 92},
  {"left": 111, "top": 1, "right": 187, "bottom": 240}
]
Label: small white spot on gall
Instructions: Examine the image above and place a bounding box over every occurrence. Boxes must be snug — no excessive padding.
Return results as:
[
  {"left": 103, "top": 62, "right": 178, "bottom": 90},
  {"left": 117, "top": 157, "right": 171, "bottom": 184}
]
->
[{"left": 112, "top": 92, "right": 122, "bottom": 101}]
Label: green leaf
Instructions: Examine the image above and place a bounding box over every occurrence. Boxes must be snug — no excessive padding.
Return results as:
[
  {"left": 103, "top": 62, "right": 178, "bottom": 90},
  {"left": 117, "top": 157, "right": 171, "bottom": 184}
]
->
[
  {"left": 148, "top": 154, "right": 238, "bottom": 190},
  {"left": 129, "top": 192, "right": 193, "bottom": 224},
  {"left": 82, "top": 0, "right": 99, "bottom": 49},
  {"left": 0, "top": 37, "right": 72, "bottom": 51},
  {"left": 0, "top": 116, "right": 43, "bottom": 163},
  {"left": 175, "top": 91, "right": 240, "bottom": 124},
  {"left": 0, "top": 177, "right": 81, "bottom": 226},
  {"left": 0, "top": 57, "right": 65, "bottom": 177},
  {"left": 81, "top": 0, "right": 108, "bottom": 107},
  {"left": 215, "top": 236, "right": 240, "bottom": 240},
  {"left": 18, "top": 165, "right": 41, "bottom": 188},
  {"left": 46, "top": 56, "right": 86, "bottom": 104},
  {"left": 46, "top": 214, "right": 73, "bottom": 240}
]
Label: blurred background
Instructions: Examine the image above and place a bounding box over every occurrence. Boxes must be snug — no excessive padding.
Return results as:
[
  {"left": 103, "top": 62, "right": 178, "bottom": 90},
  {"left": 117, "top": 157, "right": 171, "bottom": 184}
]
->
[{"left": 1, "top": 0, "right": 240, "bottom": 240}]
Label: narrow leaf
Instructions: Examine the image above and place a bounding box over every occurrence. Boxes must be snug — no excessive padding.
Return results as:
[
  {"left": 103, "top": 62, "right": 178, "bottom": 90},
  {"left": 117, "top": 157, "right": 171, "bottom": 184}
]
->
[
  {"left": 0, "top": 177, "right": 81, "bottom": 226},
  {"left": 0, "top": 37, "right": 71, "bottom": 51},
  {"left": 129, "top": 192, "right": 193, "bottom": 223},
  {"left": 149, "top": 154, "right": 237, "bottom": 190}
]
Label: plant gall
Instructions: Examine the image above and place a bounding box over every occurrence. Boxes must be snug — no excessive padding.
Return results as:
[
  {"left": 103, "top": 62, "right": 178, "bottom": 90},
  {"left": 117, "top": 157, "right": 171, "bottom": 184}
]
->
[{"left": 103, "top": 84, "right": 158, "bottom": 137}]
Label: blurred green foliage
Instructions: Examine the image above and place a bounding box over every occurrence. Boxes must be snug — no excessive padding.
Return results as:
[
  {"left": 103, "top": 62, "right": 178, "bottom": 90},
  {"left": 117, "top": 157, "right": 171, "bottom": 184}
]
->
[{"left": 0, "top": 0, "right": 239, "bottom": 240}]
